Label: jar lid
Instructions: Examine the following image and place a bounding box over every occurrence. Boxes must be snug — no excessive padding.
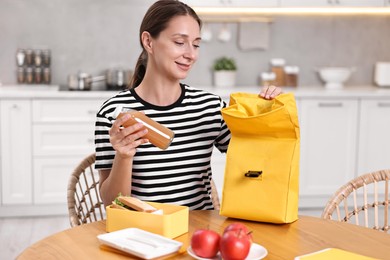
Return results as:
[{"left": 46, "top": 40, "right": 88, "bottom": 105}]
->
[
  {"left": 270, "top": 58, "right": 286, "bottom": 66},
  {"left": 261, "top": 72, "right": 276, "bottom": 80},
  {"left": 284, "top": 66, "right": 300, "bottom": 74}
]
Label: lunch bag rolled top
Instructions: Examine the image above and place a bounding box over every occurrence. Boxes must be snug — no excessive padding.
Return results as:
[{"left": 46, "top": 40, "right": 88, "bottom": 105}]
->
[{"left": 220, "top": 92, "right": 300, "bottom": 223}]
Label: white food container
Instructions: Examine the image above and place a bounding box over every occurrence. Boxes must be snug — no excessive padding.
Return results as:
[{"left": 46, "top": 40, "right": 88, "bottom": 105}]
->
[{"left": 374, "top": 62, "right": 390, "bottom": 87}]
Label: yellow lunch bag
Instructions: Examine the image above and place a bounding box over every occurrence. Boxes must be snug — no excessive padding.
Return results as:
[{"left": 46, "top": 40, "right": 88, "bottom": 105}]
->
[{"left": 220, "top": 92, "right": 300, "bottom": 223}]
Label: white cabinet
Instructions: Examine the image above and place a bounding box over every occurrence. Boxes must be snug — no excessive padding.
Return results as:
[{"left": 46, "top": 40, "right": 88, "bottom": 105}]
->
[
  {"left": 0, "top": 100, "right": 33, "bottom": 205},
  {"left": 357, "top": 99, "right": 390, "bottom": 174},
  {"left": 280, "top": 0, "right": 384, "bottom": 7},
  {"left": 33, "top": 157, "right": 83, "bottom": 204},
  {"left": 31, "top": 99, "right": 104, "bottom": 205},
  {"left": 0, "top": 97, "right": 106, "bottom": 213},
  {"left": 298, "top": 98, "right": 359, "bottom": 207},
  {"left": 183, "top": 0, "right": 279, "bottom": 7}
]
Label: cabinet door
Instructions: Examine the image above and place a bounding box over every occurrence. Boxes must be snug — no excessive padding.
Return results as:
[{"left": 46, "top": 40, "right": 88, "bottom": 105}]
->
[
  {"left": 33, "top": 157, "right": 94, "bottom": 204},
  {"left": 33, "top": 124, "right": 95, "bottom": 156},
  {"left": 299, "top": 99, "right": 358, "bottom": 199},
  {"left": 0, "top": 100, "right": 33, "bottom": 204},
  {"left": 358, "top": 99, "right": 390, "bottom": 174},
  {"left": 32, "top": 99, "right": 103, "bottom": 123},
  {"left": 280, "top": 0, "right": 384, "bottom": 7}
]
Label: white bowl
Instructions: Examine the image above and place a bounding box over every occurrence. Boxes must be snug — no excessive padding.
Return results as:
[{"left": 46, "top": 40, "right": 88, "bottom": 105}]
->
[{"left": 318, "top": 67, "right": 353, "bottom": 89}]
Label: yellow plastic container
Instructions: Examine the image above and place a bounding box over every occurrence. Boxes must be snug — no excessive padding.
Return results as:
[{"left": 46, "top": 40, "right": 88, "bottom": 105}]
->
[{"left": 106, "top": 202, "right": 189, "bottom": 239}]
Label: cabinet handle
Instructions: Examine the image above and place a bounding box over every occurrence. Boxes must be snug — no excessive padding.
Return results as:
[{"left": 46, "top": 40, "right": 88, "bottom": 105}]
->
[
  {"left": 87, "top": 138, "right": 94, "bottom": 143},
  {"left": 377, "top": 102, "right": 390, "bottom": 107},
  {"left": 87, "top": 110, "right": 97, "bottom": 115},
  {"left": 318, "top": 102, "right": 343, "bottom": 107}
]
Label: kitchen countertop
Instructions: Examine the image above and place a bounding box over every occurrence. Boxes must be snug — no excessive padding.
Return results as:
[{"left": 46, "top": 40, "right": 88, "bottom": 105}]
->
[{"left": 1, "top": 84, "right": 390, "bottom": 99}]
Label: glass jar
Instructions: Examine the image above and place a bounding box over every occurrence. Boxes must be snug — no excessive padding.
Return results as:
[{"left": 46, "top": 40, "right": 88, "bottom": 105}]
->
[
  {"left": 42, "top": 49, "right": 51, "bottom": 66},
  {"left": 270, "top": 58, "right": 286, "bottom": 87},
  {"left": 33, "top": 49, "right": 42, "bottom": 67},
  {"left": 43, "top": 67, "right": 51, "bottom": 84},
  {"left": 26, "top": 67, "right": 34, "bottom": 84},
  {"left": 25, "top": 49, "right": 34, "bottom": 66},
  {"left": 115, "top": 107, "right": 175, "bottom": 150},
  {"left": 34, "top": 67, "right": 42, "bottom": 84},
  {"left": 284, "top": 66, "right": 299, "bottom": 87},
  {"left": 17, "top": 67, "right": 25, "bottom": 83},
  {"left": 260, "top": 72, "right": 276, "bottom": 86},
  {"left": 16, "top": 48, "right": 26, "bottom": 66}
]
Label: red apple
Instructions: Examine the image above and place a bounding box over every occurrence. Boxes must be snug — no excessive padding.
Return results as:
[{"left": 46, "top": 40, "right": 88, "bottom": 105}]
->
[
  {"left": 220, "top": 229, "right": 251, "bottom": 260},
  {"left": 191, "top": 229, "right": 221, "bottom": 258},
  {"left": 224, "top": 222, "right": 253, "bottom": 243}
]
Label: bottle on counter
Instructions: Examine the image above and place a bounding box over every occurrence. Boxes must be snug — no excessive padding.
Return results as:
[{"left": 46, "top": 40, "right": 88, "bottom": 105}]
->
[
  {"left": 43, "top": 67, "right": 51, "bottom": 84},
  {"left": 26, "top": 67, "right": 34, "bottom": 84},
  {"left": 270, "top": 58, "right": 286, "bottom": 87},
  {"left": 34, "top": 67, "right": 43, "bottom": 84},
  {"left": 16, "top": 48, "right": 26, "bottom": 67},
  {"left": 33, "top": 49, "right": 42, "bottom": 67},
  {"left": 17, "top": 67, "right": 25, "bottom": 84},
  {"left": 25, "top": 49, "right": 34, "bottom": 66},
  {"left": 284, "top": 66, "right": 299, "bottom": 87},
  {"left": 42, "top": 49, "right": 51, "bottom": 66}
]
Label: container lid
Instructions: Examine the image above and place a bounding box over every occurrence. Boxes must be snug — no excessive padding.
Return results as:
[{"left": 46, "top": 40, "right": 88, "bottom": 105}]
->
[
  {"left": 270, "top": 58, "right": 286, "bottom": 66},
  {"left": 261, "top": 72, "right": 276, "bottom": 80},
  {"left": 284, "top": 66, "right": 300, "bottom": 74}
]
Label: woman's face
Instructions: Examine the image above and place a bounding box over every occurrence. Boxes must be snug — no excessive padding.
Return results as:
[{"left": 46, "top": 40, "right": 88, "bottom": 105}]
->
[{"left": 149, "top": 15, "right": 201, "bottom": 81}]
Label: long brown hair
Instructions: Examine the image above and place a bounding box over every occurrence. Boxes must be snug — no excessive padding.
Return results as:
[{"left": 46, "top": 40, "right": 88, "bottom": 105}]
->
[{"left": 129, "top": 0, "right": 202, "bottom": 89}]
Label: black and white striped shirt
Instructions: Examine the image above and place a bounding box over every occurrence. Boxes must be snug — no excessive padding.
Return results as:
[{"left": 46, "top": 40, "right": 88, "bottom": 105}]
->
[{"left": 95, "top": 83, "right": 230, "bottom": 210}]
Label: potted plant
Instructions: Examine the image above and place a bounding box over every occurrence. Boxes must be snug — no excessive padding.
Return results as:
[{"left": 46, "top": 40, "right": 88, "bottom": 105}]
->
[{"left": 213, "top": 57, "right": 237, "bottom": 87}]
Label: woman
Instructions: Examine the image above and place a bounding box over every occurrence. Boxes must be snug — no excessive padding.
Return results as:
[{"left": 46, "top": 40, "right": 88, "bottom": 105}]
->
[{"left": 95, "top": 0, "right": 281, "bottom": 209}]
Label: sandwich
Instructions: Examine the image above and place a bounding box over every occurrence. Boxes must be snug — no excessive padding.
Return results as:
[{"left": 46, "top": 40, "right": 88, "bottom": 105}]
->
[{"left": 111, "top": 194, "right": 158, "bottom": 213}]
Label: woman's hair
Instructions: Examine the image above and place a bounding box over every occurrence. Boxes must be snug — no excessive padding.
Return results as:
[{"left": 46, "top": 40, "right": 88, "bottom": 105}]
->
[{"left": 129, "top": 0, "right": 202, "bottom": 88}]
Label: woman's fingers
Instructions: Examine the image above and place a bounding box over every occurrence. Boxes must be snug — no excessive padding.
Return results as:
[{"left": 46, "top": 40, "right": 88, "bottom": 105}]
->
[
  {"left": 110, "top": 113, "right": 130, "bottom": 135},
  {"left": 110, "top": 118, "right": 149, "bottom": 154},
  {"left": 259, "top": 85, "right": 283, "bottom": 100}
]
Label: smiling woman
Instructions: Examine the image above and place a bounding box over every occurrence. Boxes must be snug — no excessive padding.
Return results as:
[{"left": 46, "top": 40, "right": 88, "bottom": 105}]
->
[{"left": 94, "top": 0, "right": 282, "bottom": 211}]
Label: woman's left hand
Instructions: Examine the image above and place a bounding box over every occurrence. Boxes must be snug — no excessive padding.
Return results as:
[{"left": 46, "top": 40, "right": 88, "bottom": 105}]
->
[{"left": 259, "top": 85, "right": 282, "bottom": 100}]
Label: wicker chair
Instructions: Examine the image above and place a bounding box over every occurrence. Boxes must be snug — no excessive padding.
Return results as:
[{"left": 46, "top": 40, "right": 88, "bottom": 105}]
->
[
  {"left": 67, "top": 153, "right": 105, "bottom": 227},
  {"left": 321, "top": 169, "right": 390, "bottom": 233},
  {"left": 67, "top": 153, "right": 221, "bottom": 227},
  {"left": 210, "top": 178, "right": 221, "bottom": 210}
]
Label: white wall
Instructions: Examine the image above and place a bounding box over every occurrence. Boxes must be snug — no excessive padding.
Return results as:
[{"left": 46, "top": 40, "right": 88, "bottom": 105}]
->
[{"left": 1, "top": 0, "right": 390, "bottom": 88}]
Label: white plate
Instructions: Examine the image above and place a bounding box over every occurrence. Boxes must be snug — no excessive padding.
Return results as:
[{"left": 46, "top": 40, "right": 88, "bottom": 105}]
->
[
  {"left": 187, "top": 243, "right": 268, "bottom": 260},
  {"left": 97, "top": 228, "right": 182, "bottom": 259}
]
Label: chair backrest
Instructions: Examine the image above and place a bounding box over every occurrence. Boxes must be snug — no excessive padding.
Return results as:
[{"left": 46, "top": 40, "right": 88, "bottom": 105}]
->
[
  {"left": 321, "top": 169, "right": 390, "bottom": 233},
  {"left": 210, "top": 178, "right": 220, "bottom": 210},
  {"left": 67, "top": 153, "right": 105, "bottom": 227}
]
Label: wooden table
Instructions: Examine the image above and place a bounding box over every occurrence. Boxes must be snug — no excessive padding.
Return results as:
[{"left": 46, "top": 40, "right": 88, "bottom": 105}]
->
[{"left": 17, "top": 210, "right": 390, "bottom": 259}]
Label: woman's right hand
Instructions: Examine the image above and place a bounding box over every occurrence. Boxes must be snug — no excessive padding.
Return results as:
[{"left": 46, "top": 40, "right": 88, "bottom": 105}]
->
[{"left": 109, "top": 114, "right": 149, "bottom": 158}]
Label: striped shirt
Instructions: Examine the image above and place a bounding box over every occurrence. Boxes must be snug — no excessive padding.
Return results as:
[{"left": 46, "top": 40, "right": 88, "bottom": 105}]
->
[{"left": 95, "top": 83, "right": 230, "bottom": 210}]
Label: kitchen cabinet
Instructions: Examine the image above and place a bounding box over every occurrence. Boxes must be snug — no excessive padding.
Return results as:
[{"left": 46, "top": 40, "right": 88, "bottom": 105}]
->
[
  {"left": 31, "top": 99, "right": 103, "bottom": 205},
  {"left": 298, "top": 98, "right": 359, "bottom": 207},
  {"left": 182, "top": 0, "right": 279, "bottom": 7},
  {"left": 357, "top": 99, "right": 390, "bottom": 174},
  {"left": 280, "top": 0, "right": 385, "bottom": 7},
  {"left": 0, "top": 92, "right": 109, "bottom": 216},
  {"left": 0, "top": 100, "right": 33, "bottom": 205}
]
